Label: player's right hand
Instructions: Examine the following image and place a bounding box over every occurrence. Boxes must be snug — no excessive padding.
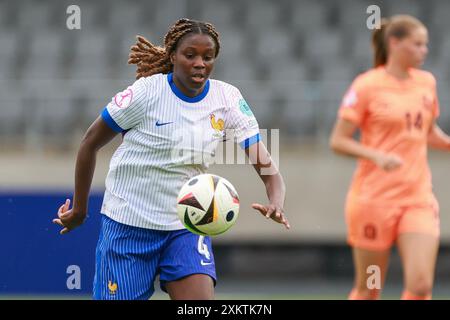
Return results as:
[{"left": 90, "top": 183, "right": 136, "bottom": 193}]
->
[
  {"left": 374, "top": 153, "right": 403, "bottom": 171},
  {"left": 52, "top": 199, "right": 86, "bottom": 235}
]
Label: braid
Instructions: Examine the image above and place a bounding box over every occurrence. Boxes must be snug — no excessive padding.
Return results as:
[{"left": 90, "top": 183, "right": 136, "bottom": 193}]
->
[
  {"left": 128, "top": 36, "right": 171, "bottom": 79},
  {"left": 128, "top": 18, "right": 221, "bottom": 79}
]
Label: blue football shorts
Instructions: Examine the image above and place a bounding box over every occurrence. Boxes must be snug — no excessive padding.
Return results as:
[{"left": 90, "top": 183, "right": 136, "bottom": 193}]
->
[{"left": 93, "top": 214, "right": 216, "bottom": 300}]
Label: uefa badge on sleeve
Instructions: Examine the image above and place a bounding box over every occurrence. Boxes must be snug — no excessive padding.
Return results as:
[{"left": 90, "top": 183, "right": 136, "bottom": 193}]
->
[
  {"left": 239, "top": 99, "right": 254, "bottom": 116},
  {"left": 342, "top": 89, "right": 357, "bottom": 108},
  {"left": 114, "top": 88, "right": 133, "bottom": 109}
]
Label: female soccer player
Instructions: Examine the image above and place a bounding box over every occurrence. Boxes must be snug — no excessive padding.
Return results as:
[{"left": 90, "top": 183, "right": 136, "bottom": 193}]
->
[
  {"left": 52, "top": 19, "right": 289, "bottom": 300},
  {"left": 330, "top": 15, "right": 450, "bottom": 300}
]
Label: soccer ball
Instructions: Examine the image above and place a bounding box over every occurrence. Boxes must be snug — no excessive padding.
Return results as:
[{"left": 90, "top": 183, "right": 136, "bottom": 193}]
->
[{"left": 177, "top": 174, "right": 240, "bottom": 236}]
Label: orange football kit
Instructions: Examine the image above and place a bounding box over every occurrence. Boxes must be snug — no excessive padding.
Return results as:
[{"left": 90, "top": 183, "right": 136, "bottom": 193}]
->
[{"left": 339, "top": 66, "right": 440, "bottom": 250}]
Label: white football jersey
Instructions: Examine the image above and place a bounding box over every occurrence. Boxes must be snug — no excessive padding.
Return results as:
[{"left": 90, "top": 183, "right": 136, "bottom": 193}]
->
[{"left": 100, "top": 73, "right": 260, "bottom": 230}]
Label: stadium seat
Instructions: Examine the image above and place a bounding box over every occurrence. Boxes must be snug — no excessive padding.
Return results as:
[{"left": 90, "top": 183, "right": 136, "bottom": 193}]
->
[
  {"left": 2, "top": 0, "right": 450, "bottom": 143},
  {"left": 25, "top": 31, "right": 63, "bottom": 79}
]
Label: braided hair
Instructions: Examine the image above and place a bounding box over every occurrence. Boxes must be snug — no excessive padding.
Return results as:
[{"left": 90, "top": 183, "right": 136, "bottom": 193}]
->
[{"left": 128, "top": 18, "right": 220, "bottom": 79}]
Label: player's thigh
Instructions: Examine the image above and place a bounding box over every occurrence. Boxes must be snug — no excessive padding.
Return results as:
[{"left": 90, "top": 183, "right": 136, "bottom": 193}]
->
[
  {"left": 352, "top": 247, "right": 390, "bottom": 289},
  {"left": 159, "top": 230, "right": 217, "bottom": 298},
  {"left": 397, "top": 233, "right": 439, "bottom": 291},
  {"left": 397, "top": 204, "right": 439, "bottom": 288},
  {"left": 397, "top": 233, "right": 439, "bottom": 274},
  {"left": 165, "top": 274, "right": 214, "bottom": 300},
  {"left": 93, "top": 215, "right": 163, "bottom": 300}
]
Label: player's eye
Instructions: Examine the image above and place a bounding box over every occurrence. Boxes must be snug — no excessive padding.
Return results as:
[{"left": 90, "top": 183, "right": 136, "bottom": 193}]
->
[{"left": 204, "top": 55, "right": 213, "bottom": 62}]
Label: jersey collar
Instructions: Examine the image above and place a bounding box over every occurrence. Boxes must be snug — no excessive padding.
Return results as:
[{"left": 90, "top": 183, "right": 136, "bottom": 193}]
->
[{"left": 167, "top": 73, "right": 210, "bottom": 103}]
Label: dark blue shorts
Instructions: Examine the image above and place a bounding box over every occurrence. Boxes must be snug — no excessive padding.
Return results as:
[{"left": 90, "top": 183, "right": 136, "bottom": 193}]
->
[{"left": 93, "top": 215, "right": 216, "bottom": 300}]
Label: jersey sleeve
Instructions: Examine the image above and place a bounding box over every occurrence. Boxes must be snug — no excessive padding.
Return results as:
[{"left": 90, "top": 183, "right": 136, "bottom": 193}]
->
[
  {"left": 338, "top": 77, "right": 370, "bottom": 126},
  {"left": 223, "top": 86, "right": 261, "bottom": 149},
  {"left": 101, "top": 77, "right": 149, "bottom": 132}
]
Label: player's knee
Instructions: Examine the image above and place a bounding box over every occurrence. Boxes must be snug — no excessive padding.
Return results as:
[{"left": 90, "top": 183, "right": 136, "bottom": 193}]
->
[
  {"left": 407, "top": 275, "right": 433, "bottom": 297},
  {"left": 166, "top": 274, "right": 215, "bottom": 300}
]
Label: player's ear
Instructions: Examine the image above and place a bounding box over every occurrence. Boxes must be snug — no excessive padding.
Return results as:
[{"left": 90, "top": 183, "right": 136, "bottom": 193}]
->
[
  {"left": 389, "top": 36, "right": 400, "bottom": 50},
  {"left": 170, "top": 52, "right": 176, "bottom": 65}
]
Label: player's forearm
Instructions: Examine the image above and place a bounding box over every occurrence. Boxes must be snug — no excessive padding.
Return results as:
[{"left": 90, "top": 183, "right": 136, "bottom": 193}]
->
[
  {"left": 428, "top": 124, "right": 450, "bottom": 151},
  {"left": 72, "top": 141, "right": 98, "bottom": 216},
  {"left": 261, "top": 172, "right": 286, "bottom": 207},
  {"left": 330, "top": 136, "right": 380, "bottom": 163}
]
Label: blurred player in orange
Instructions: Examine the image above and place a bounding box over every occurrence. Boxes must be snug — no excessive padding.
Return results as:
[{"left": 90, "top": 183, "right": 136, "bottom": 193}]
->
[{"left": 330, "top": 15, "right": 450, "bottom": 300}]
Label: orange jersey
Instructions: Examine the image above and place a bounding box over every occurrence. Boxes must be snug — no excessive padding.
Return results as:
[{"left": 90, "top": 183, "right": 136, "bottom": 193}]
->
[{"left": 339, "top": 66, "right": 440, "bottom": 206}]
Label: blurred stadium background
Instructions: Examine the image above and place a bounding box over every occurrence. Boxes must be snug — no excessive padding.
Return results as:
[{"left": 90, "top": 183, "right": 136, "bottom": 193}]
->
[{"left": 1, "top": 0, "right": 450, "bottom": 299}]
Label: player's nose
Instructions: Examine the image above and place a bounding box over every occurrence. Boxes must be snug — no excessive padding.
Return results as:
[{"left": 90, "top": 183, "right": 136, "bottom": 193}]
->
[{"left": 192, "top": 56, "right": 206, "bottom": 68}]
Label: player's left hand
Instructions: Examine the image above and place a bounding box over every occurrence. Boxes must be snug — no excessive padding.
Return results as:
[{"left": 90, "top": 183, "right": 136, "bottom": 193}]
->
[
  {"left": 252, "top": 203, "right": 290, "bottom": 229},
  {"left": 52, "top": 199, "right": 86, "bottom": 235}
]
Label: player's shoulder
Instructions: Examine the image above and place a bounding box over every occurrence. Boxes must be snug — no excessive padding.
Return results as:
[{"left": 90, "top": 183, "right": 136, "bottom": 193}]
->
[
  {"left": 351, "top": 67, "right": 385, "bottom": 89},
  {"left": 133, "top": 73, "right": 165, "bottom": 87},
  {"left": 126, "top": 73, "right": 166, "bottom": 91},
  {"left": 124, "top": 74, "right": 166, "bottom": 101},
  {"left": 209, "top": 78, "right": 243, "bottom": 104},
  {"left": 209, "top": 78, "right": 241, "bottom": 94},
  {"left": 410, "top": 68, "right": 437, "bottom": 86}
]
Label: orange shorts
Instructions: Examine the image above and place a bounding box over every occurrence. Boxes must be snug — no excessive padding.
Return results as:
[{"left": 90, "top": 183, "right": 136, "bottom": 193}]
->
[{"left": 346, "top": 200, "right": 440, "bottom": 251}]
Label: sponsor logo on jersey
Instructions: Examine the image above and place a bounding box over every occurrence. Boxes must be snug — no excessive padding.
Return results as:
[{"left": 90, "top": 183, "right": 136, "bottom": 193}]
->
[
  {"left": 155, "top": 120, "right": 174, "bottom": 127},
  {"left": 422, "top": 94, "right": 434, "bottom": 112}
]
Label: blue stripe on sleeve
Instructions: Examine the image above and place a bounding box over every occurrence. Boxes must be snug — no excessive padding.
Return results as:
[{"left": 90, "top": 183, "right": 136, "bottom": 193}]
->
[
  {"left": 101, "top": 107, "right": 124, "bottom": 133},
  {"left": 239, "top": 133, "right": 261, "bottom": 149}
]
